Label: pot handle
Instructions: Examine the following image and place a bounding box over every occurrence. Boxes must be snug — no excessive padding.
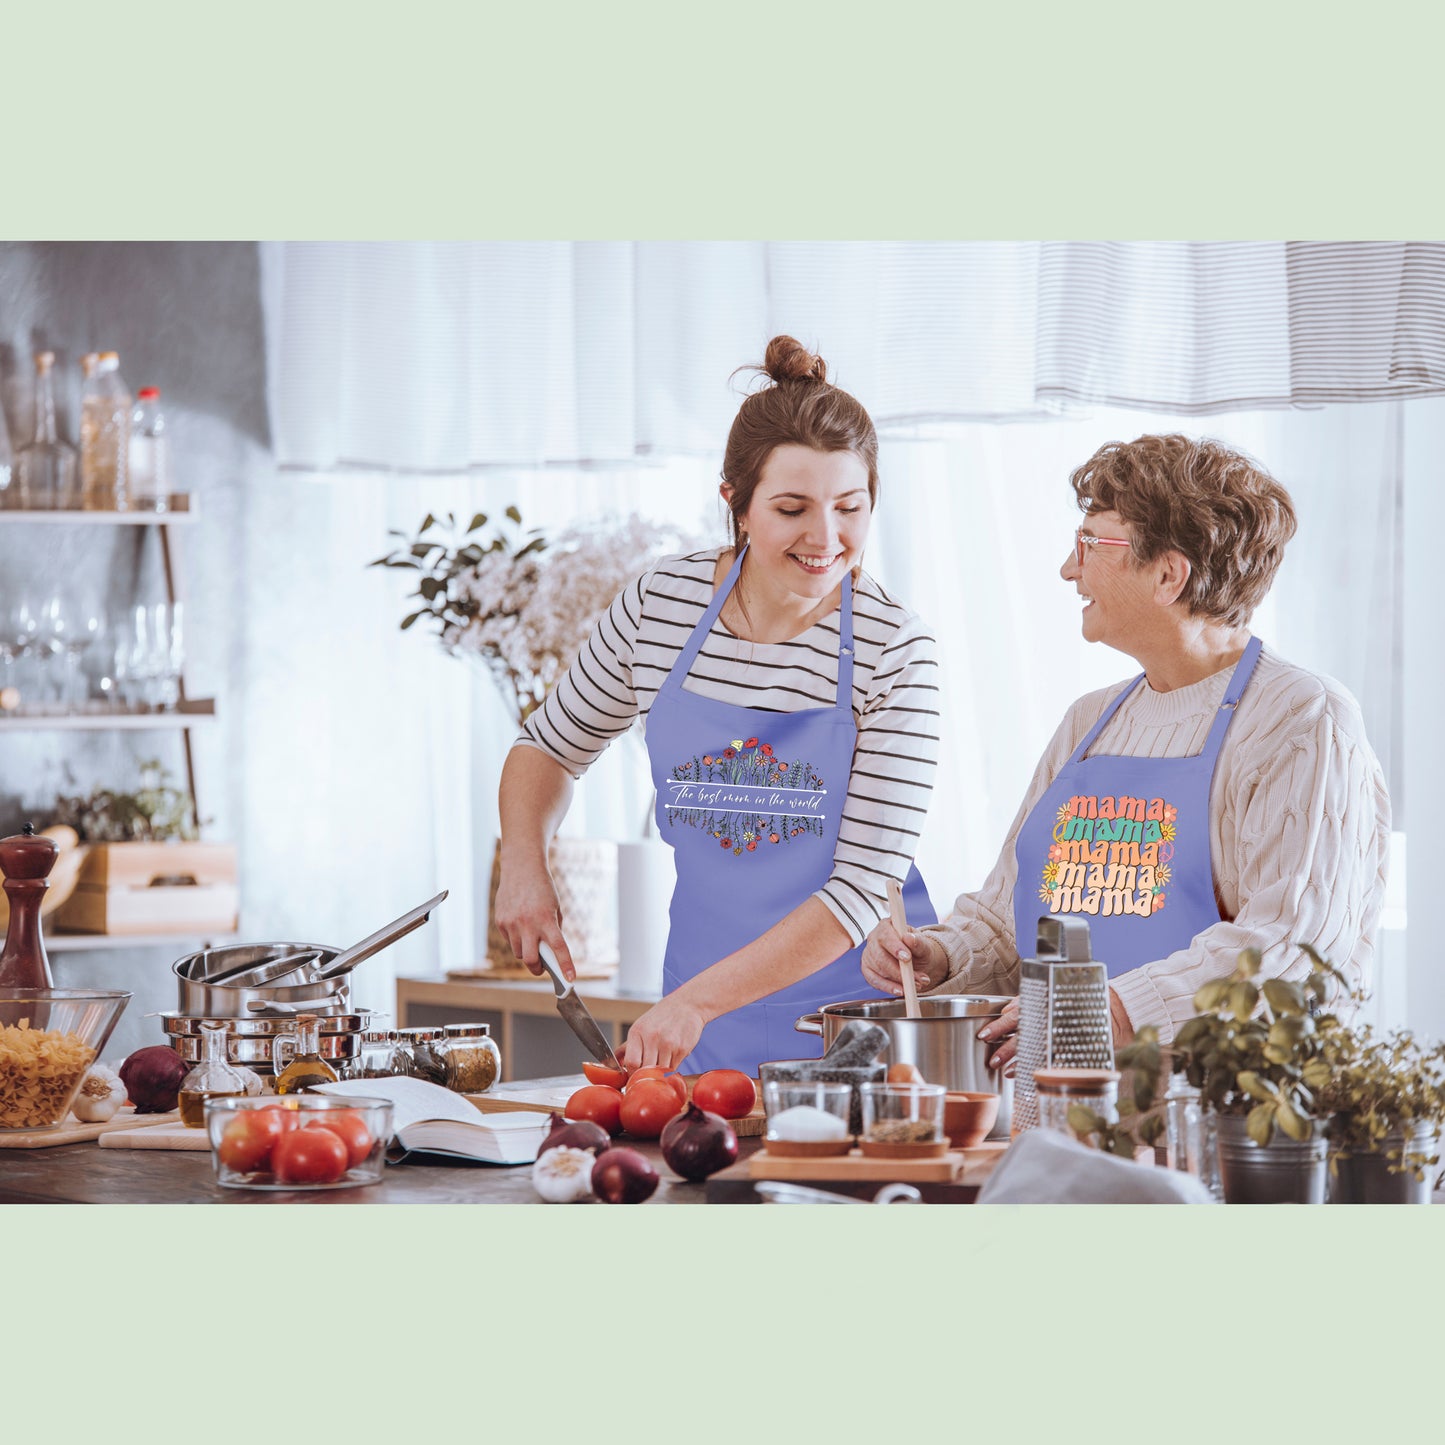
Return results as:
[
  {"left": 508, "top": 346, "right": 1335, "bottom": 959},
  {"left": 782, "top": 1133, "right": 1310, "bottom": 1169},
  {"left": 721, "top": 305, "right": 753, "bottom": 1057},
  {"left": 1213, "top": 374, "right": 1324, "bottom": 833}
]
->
[{"left": 794, "top": 1012, "right": 823, "bottom": 1035}]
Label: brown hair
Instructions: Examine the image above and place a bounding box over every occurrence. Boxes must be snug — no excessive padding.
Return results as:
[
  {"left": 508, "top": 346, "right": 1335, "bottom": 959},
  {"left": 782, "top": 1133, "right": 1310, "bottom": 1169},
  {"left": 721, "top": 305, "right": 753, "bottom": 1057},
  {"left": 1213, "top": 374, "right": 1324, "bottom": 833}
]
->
[
  {"left": 1069, "top": 434, "right": 1298, "bottom": 627},
  {"left": 720, "top": 335, "right": 879, "bottom": 547}
]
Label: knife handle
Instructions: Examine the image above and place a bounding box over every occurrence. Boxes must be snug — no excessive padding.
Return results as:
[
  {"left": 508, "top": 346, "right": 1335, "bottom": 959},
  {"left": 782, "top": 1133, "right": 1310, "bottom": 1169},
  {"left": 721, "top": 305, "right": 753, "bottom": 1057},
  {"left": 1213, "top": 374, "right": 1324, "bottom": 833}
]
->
[{"left": 536, "top": 941, "right": 571, "bottom": 997}]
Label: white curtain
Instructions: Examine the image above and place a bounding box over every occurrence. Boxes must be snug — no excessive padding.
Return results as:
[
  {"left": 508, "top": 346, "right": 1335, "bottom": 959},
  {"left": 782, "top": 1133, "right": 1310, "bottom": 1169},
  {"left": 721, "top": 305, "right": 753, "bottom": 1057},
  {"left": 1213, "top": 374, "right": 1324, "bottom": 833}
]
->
[{"left": 261, "top": 242, "right": 1445, "bottom": 472}]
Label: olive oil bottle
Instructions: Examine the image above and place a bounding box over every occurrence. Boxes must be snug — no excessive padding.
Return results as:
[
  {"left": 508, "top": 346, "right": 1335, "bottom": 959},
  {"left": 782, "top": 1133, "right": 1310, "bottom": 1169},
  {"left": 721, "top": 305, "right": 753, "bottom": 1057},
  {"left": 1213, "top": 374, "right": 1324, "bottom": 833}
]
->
[
  {"left": 177, "top": 1022, "right": 247, "bottom": 1127},
  {"left": 273, "top": 1013, "right": 339, "bottom": 1094}
]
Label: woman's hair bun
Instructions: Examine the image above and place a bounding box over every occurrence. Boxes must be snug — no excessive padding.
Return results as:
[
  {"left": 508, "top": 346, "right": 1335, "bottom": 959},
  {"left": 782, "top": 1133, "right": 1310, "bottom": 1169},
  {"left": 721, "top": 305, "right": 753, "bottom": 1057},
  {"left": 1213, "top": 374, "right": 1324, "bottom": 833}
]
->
[{"left": 763, "top": 334, "right": 828, "bottom": 385}]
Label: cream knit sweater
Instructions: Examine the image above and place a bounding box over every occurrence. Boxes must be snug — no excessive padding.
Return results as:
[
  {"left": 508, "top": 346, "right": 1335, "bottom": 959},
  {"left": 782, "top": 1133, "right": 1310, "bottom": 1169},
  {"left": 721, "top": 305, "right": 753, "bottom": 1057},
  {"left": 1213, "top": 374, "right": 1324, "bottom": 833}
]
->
[{"left": 923, "top": 645, "right": 1391, "bottom": 1042}]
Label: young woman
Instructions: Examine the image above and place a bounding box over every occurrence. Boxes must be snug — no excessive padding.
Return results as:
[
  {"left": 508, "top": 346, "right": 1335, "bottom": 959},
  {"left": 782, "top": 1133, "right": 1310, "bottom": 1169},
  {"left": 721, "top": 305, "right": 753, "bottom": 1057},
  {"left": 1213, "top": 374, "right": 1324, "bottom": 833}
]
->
[{"left": 495, "top": 336, "right": 939, "bottom": 1073}]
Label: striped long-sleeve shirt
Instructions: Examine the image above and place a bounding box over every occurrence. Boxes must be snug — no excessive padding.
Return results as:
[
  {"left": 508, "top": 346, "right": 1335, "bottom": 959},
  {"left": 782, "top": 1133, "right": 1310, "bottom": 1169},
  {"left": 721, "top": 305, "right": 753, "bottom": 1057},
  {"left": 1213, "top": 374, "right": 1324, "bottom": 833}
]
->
[{"left": 515, "top": 548, "right": 941, "bottom": 945}]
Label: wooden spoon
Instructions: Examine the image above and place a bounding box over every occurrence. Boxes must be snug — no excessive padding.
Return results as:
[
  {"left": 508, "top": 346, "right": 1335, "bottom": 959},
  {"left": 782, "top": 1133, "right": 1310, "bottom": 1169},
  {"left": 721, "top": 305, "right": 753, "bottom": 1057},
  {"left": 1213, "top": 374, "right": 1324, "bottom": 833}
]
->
[{"left": 886, "top": 878, "right": 921, "bottom": 1019}]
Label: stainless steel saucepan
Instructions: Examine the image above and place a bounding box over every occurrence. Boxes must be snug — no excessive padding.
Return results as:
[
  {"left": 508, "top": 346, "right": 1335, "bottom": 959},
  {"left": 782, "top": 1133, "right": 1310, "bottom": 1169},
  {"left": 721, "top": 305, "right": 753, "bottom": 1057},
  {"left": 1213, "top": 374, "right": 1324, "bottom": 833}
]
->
[
  {"left": 796, "top": 995, "right": 1014, "bottom": 1139},
  {"left": 172, "top": 942, "right": 352, "bottom": 1018}
]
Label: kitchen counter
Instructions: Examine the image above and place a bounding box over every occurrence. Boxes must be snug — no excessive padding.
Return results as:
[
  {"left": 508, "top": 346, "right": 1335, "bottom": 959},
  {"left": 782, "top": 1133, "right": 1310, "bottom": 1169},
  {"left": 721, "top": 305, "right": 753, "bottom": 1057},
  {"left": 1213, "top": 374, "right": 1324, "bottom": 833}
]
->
[
  {"left": 0, "top": 1134, "right": 761, "bottom": 1205},
  {"left": 0, "top": 1074, "right": 761, "bottom": 1205}
]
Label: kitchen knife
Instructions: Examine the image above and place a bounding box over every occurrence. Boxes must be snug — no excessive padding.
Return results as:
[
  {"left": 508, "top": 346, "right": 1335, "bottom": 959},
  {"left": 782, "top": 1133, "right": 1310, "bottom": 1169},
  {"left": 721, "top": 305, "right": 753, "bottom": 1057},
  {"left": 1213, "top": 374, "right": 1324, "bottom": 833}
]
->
[{"left": 536, "top": 941, "right": 628, "bottom": 1074}]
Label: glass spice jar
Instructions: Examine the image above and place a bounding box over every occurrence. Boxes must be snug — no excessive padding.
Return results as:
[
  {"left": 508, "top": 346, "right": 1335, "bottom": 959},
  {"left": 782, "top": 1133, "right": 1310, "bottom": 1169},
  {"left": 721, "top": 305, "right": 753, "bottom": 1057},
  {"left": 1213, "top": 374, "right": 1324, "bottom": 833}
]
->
[
  {"left": 394, "top": 1026, "right": 446, "bottom": 1085},
  {"left": 346, "top": 1029, "right": 404, "bottom": 1081},
  {"left": 1033, "top": 1067, "right": 1121, "bottom": 1144},
  {"left": 435, "top": 1023, "right": 501, "bottom": 1094}
]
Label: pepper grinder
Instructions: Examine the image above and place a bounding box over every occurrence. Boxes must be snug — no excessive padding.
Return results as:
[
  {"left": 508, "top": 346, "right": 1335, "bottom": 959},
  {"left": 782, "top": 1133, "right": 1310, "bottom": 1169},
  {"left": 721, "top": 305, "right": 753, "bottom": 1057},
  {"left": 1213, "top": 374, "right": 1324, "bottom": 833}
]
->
[{"left": 0, "top": 822, "right": 58, "bottom": 989}]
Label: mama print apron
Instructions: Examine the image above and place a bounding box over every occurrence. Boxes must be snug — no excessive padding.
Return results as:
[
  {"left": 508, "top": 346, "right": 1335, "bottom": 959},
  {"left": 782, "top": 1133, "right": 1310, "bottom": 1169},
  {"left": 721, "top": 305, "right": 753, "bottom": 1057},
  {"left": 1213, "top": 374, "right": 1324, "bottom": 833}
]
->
[
  {"left": 647, "top": 547, "right": 935, "bottom": 1074},
  {"left": 1011, "top": 637, "right": 1262, "bottom": 976}
]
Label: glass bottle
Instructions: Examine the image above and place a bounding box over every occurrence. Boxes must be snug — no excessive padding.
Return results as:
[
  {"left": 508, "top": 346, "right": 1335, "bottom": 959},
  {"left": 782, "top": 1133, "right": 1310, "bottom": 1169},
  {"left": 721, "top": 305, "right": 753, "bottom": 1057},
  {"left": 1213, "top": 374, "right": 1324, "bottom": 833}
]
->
[
  {"left": 80, "top": 351, "right": 130, "bottom": 510},
  {"left": 436, "top": 1023, "right": 502, "bottom": 1094},
  {"left": 15, "top": 352, "right": 79, "bottom": 509},
  {"left": 177, "top": 1022, "right": 248, "bottom": 1127},
  {"left": 127, "top": 387, "right": 170, "bottom": 511},
  {"left": 0, "top": 385, "right": 14, "bottom": 508},
  {"left": 271, "top": 1013, "right": 339, "bottom": 1094}
]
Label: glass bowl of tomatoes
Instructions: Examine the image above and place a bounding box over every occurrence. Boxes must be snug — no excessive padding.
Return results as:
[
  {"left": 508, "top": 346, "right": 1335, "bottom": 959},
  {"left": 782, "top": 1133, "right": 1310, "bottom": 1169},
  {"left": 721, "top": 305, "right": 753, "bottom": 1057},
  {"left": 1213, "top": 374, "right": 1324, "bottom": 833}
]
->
[{"left": 204, "top": 1094, "right": 393, "bottom": 1190}]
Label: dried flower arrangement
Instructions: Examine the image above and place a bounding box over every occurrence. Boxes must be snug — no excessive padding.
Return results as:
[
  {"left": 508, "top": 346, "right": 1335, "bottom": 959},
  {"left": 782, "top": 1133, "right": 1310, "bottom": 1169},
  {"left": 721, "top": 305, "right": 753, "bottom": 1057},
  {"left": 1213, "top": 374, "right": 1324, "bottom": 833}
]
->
[{"left": 371, "top": 507, "right": 697, "bottom": 724}]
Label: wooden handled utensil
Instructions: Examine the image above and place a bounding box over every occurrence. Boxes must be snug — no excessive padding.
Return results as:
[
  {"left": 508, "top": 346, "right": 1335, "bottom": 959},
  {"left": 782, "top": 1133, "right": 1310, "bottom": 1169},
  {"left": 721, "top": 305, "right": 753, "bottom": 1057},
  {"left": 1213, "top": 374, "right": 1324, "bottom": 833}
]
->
[{"left": 885, "top": 878, "right": 921, "bottom": 1019}]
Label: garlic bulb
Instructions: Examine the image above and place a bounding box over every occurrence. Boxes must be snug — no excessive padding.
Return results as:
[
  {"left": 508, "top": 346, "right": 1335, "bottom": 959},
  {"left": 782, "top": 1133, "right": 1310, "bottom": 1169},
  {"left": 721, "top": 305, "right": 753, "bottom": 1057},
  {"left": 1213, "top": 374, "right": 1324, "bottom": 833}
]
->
[
  {"left": 532, "top": 1144, "right": 596, "bottom": 1203},
  {"left": 71, "top": 1063, "right": 126, "bottom": 1123}
]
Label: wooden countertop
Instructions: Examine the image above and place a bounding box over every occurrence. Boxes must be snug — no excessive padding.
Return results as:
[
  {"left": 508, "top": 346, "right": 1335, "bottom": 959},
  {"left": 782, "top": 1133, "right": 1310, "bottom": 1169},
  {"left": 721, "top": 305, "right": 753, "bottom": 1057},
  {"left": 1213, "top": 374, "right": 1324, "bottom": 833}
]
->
[
  {"left": 0, "top": 1075, "right": 752, "bottom": 1205},
  {"left": 0, "top": 1135, "right": 763, "bottom": 1205}
]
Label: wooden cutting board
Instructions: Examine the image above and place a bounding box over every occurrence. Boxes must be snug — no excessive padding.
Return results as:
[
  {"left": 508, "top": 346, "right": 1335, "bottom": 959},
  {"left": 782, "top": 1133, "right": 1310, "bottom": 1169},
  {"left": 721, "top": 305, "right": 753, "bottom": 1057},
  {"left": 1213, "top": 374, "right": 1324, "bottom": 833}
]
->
[
  {"left": 466, "top": 1074, "right": 768, "bottom": 1137},
  {"left": 99, "top": 1120, "right": 211, "bottom": 1151},
  {"left": 0, "top": 1107, "right": 177, "bottom": 1150},
  {"left": 747, "top": 1140, "right": 1008, "bottom": 1185}
]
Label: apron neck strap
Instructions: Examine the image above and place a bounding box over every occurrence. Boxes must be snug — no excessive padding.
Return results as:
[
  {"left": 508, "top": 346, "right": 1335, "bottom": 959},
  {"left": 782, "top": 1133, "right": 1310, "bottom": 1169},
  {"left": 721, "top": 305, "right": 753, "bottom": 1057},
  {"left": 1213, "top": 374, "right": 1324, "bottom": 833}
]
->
[
  {"left": 665, "top": 546, "right": 856, "bottom": 705},
  {"left": 665, "top": 545, "right": 749, "bottom": 688},
  {"left": 1066, "top": 635, "right": 1265, "bottom": 767},
  {"left": 1200, "top": 634, "right": 1263, "bottom": 754}
]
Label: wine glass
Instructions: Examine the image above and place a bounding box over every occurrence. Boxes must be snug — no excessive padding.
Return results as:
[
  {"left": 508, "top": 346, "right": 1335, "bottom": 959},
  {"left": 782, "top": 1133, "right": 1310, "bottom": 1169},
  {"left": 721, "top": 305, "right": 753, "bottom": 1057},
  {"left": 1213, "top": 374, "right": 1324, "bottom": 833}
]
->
[{"left": 62, "top": 608, "right": 101, "bottom": 709}]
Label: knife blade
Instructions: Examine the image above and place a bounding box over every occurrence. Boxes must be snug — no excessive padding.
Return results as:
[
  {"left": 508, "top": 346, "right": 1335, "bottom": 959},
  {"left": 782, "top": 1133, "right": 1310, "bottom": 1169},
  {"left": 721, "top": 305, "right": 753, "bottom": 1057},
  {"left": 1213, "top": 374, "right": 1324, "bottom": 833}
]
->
[{"left": 536, "top": 941, "right": 628, "bottom": 1074}]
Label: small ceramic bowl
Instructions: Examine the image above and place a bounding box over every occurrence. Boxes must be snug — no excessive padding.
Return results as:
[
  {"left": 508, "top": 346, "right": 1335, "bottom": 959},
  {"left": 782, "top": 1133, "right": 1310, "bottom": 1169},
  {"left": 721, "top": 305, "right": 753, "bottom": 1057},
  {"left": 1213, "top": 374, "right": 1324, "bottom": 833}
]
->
[{"left": 943, "top": 1091, "right": 1000, "bottom": 1148}]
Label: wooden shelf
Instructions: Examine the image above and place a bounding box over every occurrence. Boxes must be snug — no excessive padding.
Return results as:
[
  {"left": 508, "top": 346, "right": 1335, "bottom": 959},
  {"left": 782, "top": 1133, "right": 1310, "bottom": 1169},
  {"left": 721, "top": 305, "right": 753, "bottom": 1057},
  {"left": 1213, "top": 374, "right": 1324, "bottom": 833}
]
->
[
  {"left": 0, "top": 496, "right": 195, "bottom": 525},
  {"left": 0, "top": 700, "right": 215, "bottom": 731},
  {"left": 47, "top": 931, "right": 238, "bottom": 954}
]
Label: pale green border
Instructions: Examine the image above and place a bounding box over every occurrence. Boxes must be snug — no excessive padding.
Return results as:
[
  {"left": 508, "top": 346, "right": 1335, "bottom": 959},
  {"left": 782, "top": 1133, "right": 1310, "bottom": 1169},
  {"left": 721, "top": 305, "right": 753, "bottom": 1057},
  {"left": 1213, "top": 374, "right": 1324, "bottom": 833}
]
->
[
  {"left": 6, "top": 2, "right": 1445, "bottom": 237},
  {"left": 9, "top": 3, "right": 1445, "bottom": 1429}
]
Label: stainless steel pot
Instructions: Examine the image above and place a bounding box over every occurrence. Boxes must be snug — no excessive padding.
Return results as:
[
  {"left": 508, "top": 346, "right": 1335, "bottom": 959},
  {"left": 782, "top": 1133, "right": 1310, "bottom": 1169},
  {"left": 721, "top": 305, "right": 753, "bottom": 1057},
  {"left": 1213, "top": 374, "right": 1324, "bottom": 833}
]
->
[
  {"left": 172, "top": 942, "right": 352, "bottom": 1018},
  {"left": 160, "top": 1011, "right": 371, "bottom": 1067},
  {"left": 797, "top": 996, "right": 1014, "bottom": 1139}
]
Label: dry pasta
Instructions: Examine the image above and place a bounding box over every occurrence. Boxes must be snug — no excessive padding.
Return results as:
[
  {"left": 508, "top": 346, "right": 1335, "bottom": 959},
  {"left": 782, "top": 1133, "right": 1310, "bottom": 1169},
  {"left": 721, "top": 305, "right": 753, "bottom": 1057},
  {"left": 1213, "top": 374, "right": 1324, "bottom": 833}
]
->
[{"left": 0, "top": 1019, "right": 97, "bottom": 1129}]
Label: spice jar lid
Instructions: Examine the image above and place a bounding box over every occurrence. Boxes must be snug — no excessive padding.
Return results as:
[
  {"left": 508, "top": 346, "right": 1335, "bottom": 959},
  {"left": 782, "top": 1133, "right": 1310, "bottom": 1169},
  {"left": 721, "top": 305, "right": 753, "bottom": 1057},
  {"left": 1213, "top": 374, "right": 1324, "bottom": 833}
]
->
[
  {"left": 360, "top": 1030, "right": 393, "bottom": 1044},
  {"left": 1033, "top": 1067, "right": 1122, "bottom": 1095},
  {"left": 442, "top": 1023, "right": 492, "bottom": 1039},
  {"left": 397, "top": 1026, "right": 445, "bottom": 1042}
]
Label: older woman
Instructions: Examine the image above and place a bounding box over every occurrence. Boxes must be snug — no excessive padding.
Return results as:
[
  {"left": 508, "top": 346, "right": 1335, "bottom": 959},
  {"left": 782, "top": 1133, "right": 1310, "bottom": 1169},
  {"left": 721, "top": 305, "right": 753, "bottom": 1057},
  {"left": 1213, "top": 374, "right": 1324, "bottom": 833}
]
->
[{"left": 862, "top": 433, "right": 1391, "bottom": 1068}]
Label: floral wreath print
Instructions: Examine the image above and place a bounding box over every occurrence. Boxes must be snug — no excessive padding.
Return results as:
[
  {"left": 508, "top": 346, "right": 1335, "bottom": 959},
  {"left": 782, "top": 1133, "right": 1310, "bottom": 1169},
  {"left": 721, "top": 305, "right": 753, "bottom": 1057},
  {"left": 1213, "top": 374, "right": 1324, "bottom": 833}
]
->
[
  {"left": 665, "top": 737, "right": 827, "bottom": 857},
  {"left": 1036, "top": 798, "right": 1178, "bottom": 914}
]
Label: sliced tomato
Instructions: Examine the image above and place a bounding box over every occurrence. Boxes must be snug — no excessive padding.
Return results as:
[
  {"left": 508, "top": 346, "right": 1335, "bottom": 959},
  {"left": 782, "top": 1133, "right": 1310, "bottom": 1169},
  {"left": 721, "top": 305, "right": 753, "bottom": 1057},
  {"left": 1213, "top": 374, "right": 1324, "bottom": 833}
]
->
[{"left": 582, "top": 1061, "right": 629, "bottom": 1090}]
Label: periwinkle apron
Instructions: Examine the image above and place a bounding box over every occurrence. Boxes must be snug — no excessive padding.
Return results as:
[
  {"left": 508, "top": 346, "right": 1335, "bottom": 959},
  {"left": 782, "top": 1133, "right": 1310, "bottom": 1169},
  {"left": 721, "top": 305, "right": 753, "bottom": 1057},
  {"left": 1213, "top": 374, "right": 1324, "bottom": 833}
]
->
[
  {"left": 1011, "top": 637, "right": 1262, "bottom": 976},
  {"left": 647, "top": 547, "right": 935, "bottom": 1074}
]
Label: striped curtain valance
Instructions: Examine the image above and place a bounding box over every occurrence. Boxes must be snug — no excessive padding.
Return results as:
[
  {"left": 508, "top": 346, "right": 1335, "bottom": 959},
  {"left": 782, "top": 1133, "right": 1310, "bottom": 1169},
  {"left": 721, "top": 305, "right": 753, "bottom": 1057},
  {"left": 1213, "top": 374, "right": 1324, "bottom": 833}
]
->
[
  {"left": 1034, "top": 241, "right": 1445, "bottom": 415},
  {"left": 260, "top": 241, "right": 1445, "bottom": 472}
]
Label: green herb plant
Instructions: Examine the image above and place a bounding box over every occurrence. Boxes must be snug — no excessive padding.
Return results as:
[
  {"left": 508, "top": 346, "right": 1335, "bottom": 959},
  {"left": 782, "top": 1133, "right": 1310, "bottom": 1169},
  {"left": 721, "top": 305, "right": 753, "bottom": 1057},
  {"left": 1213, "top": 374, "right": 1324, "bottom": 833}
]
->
[
  {"left": 54, "top": 760, "right": 199, "bottom": 842},
  {"left": 1316, "top": 1027, "right": 1445, "bottom": 1181},
  {"left": 1170, "top": 944, "right": 1348, "bottom": 1147}
]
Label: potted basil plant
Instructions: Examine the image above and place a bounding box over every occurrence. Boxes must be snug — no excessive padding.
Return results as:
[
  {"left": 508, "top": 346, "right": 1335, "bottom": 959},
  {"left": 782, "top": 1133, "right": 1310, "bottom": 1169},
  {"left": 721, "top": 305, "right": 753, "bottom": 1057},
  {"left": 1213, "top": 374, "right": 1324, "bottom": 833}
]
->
[
  {"left": 1170, "top": 945, "right": 1347, "bottom": 1205},
  {"left": 1316, "top": 1029, "right": 1445, "bottom": 1205}
]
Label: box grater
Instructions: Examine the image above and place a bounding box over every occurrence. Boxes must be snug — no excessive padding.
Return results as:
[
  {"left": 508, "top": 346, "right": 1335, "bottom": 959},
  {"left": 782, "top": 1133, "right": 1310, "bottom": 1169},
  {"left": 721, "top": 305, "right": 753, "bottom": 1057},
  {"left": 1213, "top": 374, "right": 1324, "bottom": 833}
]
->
[{"left": 1013, "top": 917, "right": 1114, "bottom": 1133}]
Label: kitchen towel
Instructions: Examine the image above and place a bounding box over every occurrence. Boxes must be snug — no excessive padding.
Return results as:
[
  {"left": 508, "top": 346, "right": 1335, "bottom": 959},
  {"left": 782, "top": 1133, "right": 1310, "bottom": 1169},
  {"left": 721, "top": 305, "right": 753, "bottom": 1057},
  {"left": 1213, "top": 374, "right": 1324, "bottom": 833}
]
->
[{"left": 976, "top": 1129, "right": 1216, "bottom": 1204}]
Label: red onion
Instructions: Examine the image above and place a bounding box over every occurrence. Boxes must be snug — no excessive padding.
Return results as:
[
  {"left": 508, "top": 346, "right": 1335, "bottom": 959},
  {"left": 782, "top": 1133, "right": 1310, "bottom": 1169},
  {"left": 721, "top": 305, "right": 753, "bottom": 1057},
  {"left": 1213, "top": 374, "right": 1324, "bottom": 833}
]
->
[
  {"left": 118, "top": 1045, "right": 189, "bottom": 1114},
  {"left": 591, "top": 1146, "right": 659, "bottom": 1204},
  {"left": 536, "top": 1114, "right": 612, "bottom": 1159},
  {"left": 659, "top": 1102, "right": 738, "bottom": 1181}
]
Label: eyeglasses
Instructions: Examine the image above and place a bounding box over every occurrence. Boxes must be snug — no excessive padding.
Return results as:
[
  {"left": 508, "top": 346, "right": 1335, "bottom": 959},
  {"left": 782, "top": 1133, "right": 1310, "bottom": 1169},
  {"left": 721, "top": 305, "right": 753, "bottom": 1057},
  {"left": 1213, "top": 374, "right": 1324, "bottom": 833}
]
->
[{"left": 1074, "top": 527, "right": 1132, "bottom": 567}]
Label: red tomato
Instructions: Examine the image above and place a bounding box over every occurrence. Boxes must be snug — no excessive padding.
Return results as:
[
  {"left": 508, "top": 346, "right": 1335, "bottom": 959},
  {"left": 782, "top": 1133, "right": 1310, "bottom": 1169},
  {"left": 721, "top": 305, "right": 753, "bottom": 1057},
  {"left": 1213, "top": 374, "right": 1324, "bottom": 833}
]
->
[
  {"left": 217, "top": 1105, "right": 296, "bottom": 1173},
  {"left": 619, "top": 1078, "right": 685, "bottom": 1139},
  {"left": 624, "top": 1067, "right": 687, "bottom": 1107},
  {"left": 565, "top": 1084, "right": 624, "bottom": 1135},
  {"left": 692, "top": 1070, "right": 756, "bottom": 1120},
  {"left": 582, "top": 1061, "right": 629, "bottom": 1090},
  {"left": 307, "top": 1111, "right": 374, "bottom": 1169},
  {"left": 273, "top": 1126, "right": 349, "bottom": 1185}
]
